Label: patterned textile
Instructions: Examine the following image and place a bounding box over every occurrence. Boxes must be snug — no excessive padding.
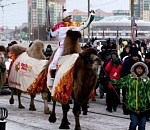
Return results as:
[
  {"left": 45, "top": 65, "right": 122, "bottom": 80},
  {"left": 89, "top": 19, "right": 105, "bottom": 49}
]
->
[
  {"left": 8, "top": 52, "right": 48, "bottom": 94},
  {"left": 27, "top": 69, "right": 47, "bottom": 94},
  {"left": 51, "top": 54, "right": 79, "bottom": 104},
  {"left": 110, "top": 75, "right": 150, "bottom": 112}
]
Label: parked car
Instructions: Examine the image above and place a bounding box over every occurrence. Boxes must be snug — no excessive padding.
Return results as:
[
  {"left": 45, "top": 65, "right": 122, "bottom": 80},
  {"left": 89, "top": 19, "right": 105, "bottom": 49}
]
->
[
  {"left": 93, "top": 39, "right": 107, "bottom": 47},
  {"left": 93, "top": 39, "right": 107, "bottom": 52}
]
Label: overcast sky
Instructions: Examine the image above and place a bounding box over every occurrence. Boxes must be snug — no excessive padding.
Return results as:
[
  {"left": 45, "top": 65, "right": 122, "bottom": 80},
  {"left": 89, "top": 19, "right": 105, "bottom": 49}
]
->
[{"left": 0, "top": 0, "right": 129, "bottom": 29}]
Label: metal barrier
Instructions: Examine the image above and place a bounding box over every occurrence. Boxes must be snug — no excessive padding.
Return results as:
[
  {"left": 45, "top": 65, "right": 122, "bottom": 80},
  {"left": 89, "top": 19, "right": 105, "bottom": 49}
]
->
[{"left": 0, "top": 108, "right": 8, "bottom": 130}]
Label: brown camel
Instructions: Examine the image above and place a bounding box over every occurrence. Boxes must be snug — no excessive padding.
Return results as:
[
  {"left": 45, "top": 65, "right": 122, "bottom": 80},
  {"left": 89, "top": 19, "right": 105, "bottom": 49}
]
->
[
  {"left": 48, "top": 30, "right": 100, "bottom": 130},
  {"left": 8, "top": 40, "right": 50, "bottom": 114}
]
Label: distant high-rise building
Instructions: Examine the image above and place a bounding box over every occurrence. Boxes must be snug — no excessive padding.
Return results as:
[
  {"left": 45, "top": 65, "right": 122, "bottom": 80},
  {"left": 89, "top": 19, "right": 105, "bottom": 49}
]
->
[
  {"left": 130, "top": 0, "right": 150, "bottom": 21},
  {"left": 49, "top": 0, "right": 66, "bottom": 26},
  {"left": 28, "top": 0, "right": 66, "bottom": 30}
]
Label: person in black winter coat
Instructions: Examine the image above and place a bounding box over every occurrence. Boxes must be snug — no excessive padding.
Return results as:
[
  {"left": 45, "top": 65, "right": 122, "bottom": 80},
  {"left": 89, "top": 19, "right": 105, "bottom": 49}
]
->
[
  {"left": 98, "top": 45, "right": 107, "bottom": 61},
  {"left": 121, "top": 51, "right": 139, "bottom": 115},
  {"left": 120, "top": 45, "right": 130, "bottom": 60},
  {"left": 121, "top": 52, "right": 139, "bottom": 77},
  {"left": 129, "top": 43, "right": 142, "bottom": 62},
  {"left": 130, "top": 43, "right": 139, "bottom": 54},
  {"left": 44, "top": 45, "right": 53, "bottom": 60},
  {"left": 97, "top": 46, "right": 108, "bottom": 98}
]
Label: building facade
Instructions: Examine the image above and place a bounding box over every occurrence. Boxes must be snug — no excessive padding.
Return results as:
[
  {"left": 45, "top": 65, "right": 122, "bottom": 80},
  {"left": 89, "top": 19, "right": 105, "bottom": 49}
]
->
[
  {"left": 28, "top": 0, "right": 66, "bottom": 30},
  {"left": 49, "top": 0, "right": 66, "bottom": 26},
  {"left": 112, "top": 10, "right": 130, "bottom": 16},
  {"left": 91, "top": 15, "right": 150, "bottom": 39},
  {"left": 130, "top": 0, "right": 150, "bottom": 21}
]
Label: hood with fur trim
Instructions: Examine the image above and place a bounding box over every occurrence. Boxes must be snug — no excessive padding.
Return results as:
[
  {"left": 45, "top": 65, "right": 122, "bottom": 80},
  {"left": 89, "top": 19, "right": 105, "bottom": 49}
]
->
[{"left": 130, "top": 62, "right": 149, "bottom": 79}]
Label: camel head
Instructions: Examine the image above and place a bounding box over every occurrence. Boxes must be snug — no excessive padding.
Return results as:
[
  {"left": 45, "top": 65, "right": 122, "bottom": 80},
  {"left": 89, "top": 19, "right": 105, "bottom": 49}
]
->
[
  {"left": 72, "top": 48, "right": 101, "bottom": 105},
  {"left": 79, "top": 48, "right": 101, "bottom": 70}
]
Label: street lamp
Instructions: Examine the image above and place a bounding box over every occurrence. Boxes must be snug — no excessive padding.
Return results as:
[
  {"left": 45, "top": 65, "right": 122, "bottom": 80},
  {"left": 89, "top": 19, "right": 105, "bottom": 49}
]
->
[
  {"left": 116, "top": 27, "right": 119, "bottom": 37},
  {"left": 102, "top": 28, "right": 105, "bottom": 39},
  {"left": 45, "top": 0, "right": 50, "bottom": 41},
  {"left": 135, "top": 24, "right": 138, "bottom": 38},
  {"left": 131, "top": 0, "right": 135, "bottom": 44},
  {"left": 0, "top": 3, "right": 16, "bottom": 27},
  {"left": 116, "top": 27, "right": 119, "bottom": 45}
]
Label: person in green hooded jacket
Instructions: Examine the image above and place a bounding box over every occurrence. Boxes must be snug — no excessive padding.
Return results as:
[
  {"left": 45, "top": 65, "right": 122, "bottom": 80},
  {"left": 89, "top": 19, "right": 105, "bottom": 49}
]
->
[{"left": 110, "top": 62, "right": 150, "bottom": 130}]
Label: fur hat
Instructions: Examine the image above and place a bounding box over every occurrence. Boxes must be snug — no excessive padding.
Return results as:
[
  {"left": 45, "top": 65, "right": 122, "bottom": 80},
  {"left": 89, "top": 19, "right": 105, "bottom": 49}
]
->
[
  {"left": 63, "top": 9, "right": 71, "bottom": 18},
  {"left": 131, "top": 62, "right": 148, "bottom": 78}
]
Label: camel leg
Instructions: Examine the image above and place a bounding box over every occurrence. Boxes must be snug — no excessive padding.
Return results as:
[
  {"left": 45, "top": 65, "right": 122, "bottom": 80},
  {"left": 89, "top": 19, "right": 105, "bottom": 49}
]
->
[
  {"left": 42, "top": 91, "right": 51, "bottom": 114},
  {"left": 49, "top": 100, "right": 57, "bottom": 123},
  {"left": 73, "top": 102, "right": 81, "bottom": 130},
  {"left": 82, "top": 101, "right": 88, "bottom": 115},
  {"left": 29, "top": 94, "right": 36, "bottom": 111},
  {"left": 59, "top": 103, "right": 70, "bottom": 129},
  {"left": 18, "top": 91, "right": 25, "bottom": 108},
  {"left": 9, "top": 89, "right": 14, "bottom": 104}
]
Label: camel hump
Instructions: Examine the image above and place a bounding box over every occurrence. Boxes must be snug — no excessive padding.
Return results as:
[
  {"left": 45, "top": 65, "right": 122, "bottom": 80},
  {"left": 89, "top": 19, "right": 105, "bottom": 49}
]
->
[
  {"left": 66, "top": 30, "right": 81, "bottom": 41},
  {"left": 80, "top": 48, "right": 98, "bottom": 56}
]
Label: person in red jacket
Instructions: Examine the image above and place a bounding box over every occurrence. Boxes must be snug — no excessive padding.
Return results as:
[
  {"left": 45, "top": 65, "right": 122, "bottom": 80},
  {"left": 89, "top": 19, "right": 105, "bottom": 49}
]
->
[{"left": 105, "top": 57, "right": 122, "bottom": 112}]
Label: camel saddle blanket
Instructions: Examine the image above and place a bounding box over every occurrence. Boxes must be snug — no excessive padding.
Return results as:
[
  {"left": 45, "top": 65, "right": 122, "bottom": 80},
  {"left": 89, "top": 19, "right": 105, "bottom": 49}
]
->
[
  {"left": 51, "top": 53, "right": 79, "bottom": 104},
  {"left": 8, "top": 52, "right": 48, "bottom": 94}
]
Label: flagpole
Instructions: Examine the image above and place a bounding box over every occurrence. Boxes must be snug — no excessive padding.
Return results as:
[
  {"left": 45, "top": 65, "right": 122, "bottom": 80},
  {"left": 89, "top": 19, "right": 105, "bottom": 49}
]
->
[
  {"left": 131, "top": 0, "right": 135, "bottom": 44},
  {"left": 46, "top": 0, "right": 50, "bottom": 41},
  {"left": 88, "top": 0, "right": 90, "bottom": 42},
  {"left": 46, "top": 0, "right": 48, "bottom": 27}
]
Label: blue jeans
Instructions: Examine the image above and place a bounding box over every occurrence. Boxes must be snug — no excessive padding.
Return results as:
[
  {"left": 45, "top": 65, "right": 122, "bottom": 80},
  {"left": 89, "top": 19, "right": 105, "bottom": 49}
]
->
[{"left": 129, "top": 112, "right": 147, "bottom": 130}]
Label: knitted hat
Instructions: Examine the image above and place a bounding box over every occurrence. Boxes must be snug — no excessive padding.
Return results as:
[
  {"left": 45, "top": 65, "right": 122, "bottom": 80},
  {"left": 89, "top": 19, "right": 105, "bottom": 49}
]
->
[
  {"left": 47, "top": 44, "right": 52, "bottom": 48},
  {"left": 112, "top": 57, "right": 119, "bottom": 63},
  {"left": 130, "top": 51, "right": 138, "bottom": 57},
  {"left": 63, "top": 9, "right": 71, "bottom": 18}
]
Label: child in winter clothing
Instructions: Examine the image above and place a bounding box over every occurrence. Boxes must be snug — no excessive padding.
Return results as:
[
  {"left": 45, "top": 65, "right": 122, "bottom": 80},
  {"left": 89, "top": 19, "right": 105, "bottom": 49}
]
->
[
  {"left": 105, "top": 57, "right": 122, "bottom": 112},
  {"left": 110, "top": 62, "right": 150, "bottom": 130}
]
